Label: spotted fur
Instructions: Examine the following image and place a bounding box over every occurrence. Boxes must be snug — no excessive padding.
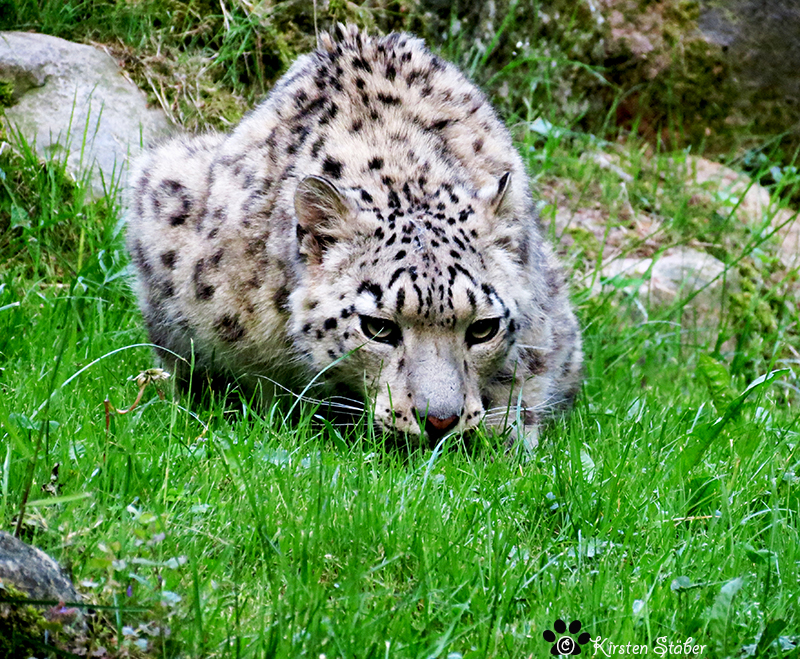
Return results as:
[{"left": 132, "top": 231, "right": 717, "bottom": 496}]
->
[{"left": 126, "top": 25, "right": 582, "bottom": 448}]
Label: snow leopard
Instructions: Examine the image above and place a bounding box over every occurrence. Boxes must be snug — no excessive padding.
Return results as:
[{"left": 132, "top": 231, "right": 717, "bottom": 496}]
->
[{"left": 126, "top": 24, "right": 582, "bottom": 449}]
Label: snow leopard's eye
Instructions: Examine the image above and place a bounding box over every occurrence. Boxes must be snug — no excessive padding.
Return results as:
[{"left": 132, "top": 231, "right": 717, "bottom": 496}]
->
[
  {"left": 466, "top": 318, "right": 501, "bottom": 346},
  {"left": 360, "top": 316, "right": 401, "bottom": 346}
]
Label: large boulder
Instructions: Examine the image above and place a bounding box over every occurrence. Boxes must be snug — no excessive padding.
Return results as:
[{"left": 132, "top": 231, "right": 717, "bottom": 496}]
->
[
  {"left": 0, "top": 31, "right": 172, "bottom": 199},
  {"left": 699, "top": 0, "right": 800, "bottom": 151},
  {"left": 0, "top": 530, "right": 87, "bottom": 655},
  {"left": 0, "top": 530, "right": 80, "bottom": 604},
  {"left": 685, "top": 156, "right": 800, "bottom": 271},
  {"left": 600, "top": 247, "right": 738, "bottom": 321}
]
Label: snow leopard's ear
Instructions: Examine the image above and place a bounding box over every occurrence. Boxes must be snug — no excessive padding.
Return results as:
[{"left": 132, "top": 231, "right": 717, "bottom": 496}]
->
[
  {"left": 479, "top": 172, "right": 527, "bottom": 262},
  {"left": 489, "top": 171, "right": 513, "bottom": 216},
  {"left": 478, "top": 171, "right": 513, "bottom": 215},
  {"left": 480, "top": 171, "right": 537, "bottom": 266},
  {"left": 295, "top": 175, "right": 355, "bottom": 263}
]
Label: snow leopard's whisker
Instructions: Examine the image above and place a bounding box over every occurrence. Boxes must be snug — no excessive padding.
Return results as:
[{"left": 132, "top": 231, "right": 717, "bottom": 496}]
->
[
  {"left": 284, "top": 395, "right": 365, "bottom": 413},
  {"left": 485, "top": 385, "right": 570, "bottom": 415},
  {"left": 483, "top": 409, "right": 516, "bottom": 417},
  {"left": 482, "top": 404, "right": 553, "bottom": 421},
  {"left": 537, "top": 389, "right": 574, "bottom": 411},
  {"left": 314, "top": 402, "right": 364, "bottom": 413},
  {"left": 251, "top": 374, "right": 365, "bottom": 412},
  {"left": 483, "top": 405, "right": 530, "bottom": 416},
  {"left": 326, "top": 394, "right": 365, "bottom": 407},
  {"left": 483, "top": 413, "right": 522, "bottom": 422}
]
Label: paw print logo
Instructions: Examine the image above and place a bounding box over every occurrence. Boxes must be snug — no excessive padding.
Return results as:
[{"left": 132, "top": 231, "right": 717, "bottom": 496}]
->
[{"left": 542, "top": 619, "right": 591, "bottom": 655}]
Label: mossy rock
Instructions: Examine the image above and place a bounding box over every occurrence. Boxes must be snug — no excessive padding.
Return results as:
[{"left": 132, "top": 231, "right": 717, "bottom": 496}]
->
[
  {"left": 699, "top": 0, "right": 800, "bottom": 159},
  {"left": 0, "top": 581, "right": 52, "bottom": 658},
  {"left": 0, "top": 79, "right": 13, "bottom": 107}
]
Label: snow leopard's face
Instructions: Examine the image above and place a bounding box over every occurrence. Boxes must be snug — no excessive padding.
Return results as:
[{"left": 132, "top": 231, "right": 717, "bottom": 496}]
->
[{"left": 289, "top": 173, "right": 540, "bottom": 441}]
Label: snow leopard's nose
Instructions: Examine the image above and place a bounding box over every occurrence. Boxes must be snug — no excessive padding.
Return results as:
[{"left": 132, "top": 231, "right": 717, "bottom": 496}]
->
[{"left": 425, "top": 414, "right": 460, "bottom": 440}]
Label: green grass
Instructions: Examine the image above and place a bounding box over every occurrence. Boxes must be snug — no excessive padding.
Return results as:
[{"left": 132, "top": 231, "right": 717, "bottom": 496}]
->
[
  {"left": 2, "top": 4, "right": 800, "bottom": 658},
  {"left": 2, "top": 122, "right": 799, "bottom": 657}
]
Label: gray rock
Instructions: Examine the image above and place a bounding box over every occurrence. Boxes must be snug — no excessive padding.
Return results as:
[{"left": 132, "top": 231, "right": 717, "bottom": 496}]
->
[
  {"left": 0, "top": 31, "right": 172, "bottom": 199},
  {"left": 600, "top": 247, "right": 739, "bottom": 330},
  {"left": 700, "top": 1, "right": 800, "bottom": 105},
  {"left": 0, "top": 530, "right": 80, "bottom": 604},
  {"left": 699, "top": 1, "right": 800, "bottom": 150},
  {"left": 686, "top": 156, "right": 800, "bottom": 272}
]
